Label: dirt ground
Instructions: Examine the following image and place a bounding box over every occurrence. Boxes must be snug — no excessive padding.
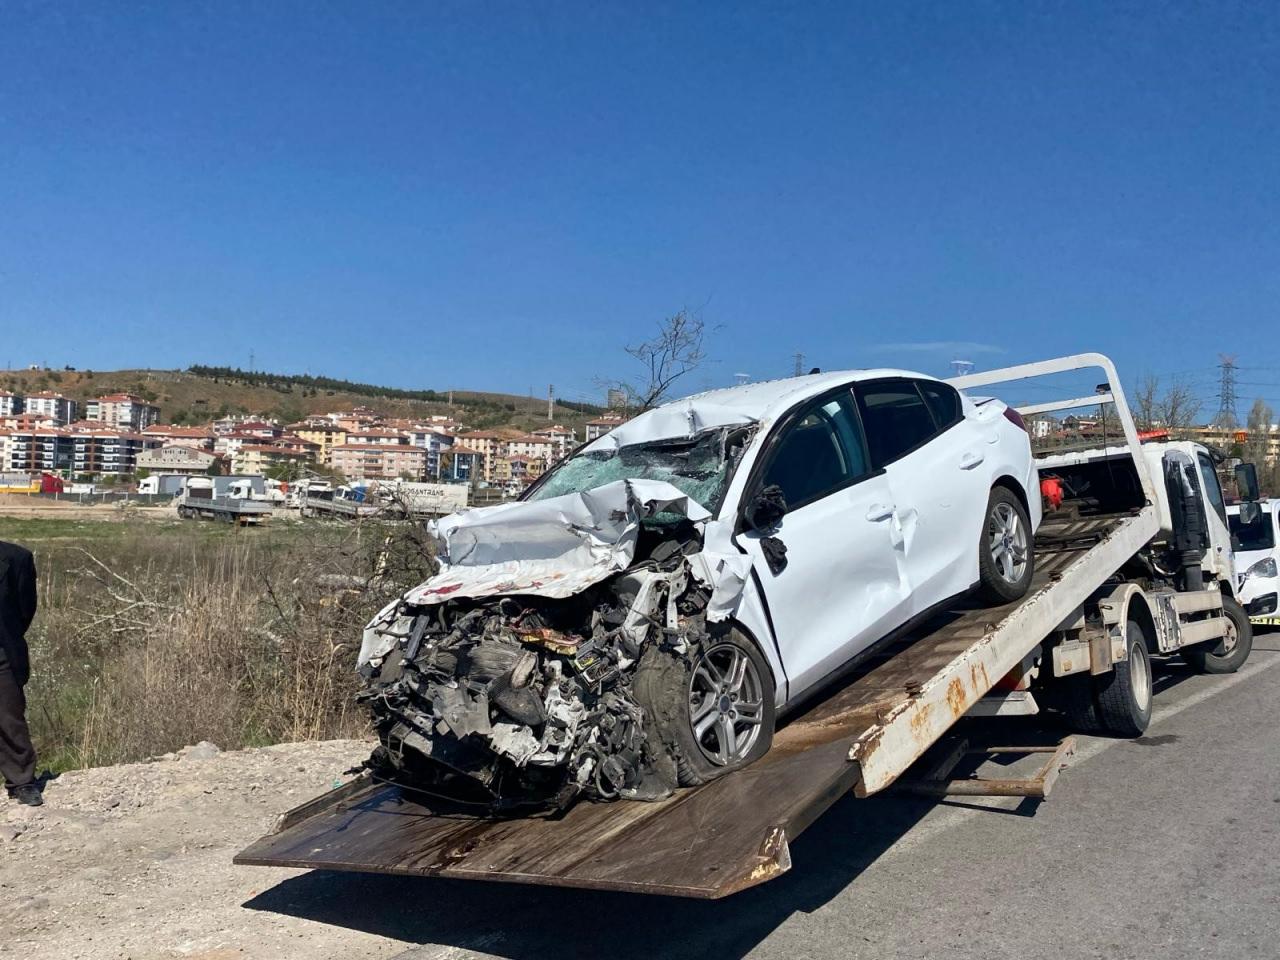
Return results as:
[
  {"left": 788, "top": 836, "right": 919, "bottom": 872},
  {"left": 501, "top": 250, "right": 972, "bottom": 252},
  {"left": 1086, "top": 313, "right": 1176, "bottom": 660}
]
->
[
  {"left": 0, "top": 738, "right": 410, "bottom": 960},
  {"left": 0, "top": 494, "right": 172, "bottom": 522}
]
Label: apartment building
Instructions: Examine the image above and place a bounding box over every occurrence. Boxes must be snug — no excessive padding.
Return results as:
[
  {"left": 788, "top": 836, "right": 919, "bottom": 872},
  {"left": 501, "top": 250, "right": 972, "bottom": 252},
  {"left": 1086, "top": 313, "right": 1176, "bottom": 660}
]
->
[
  {"left": 344, "top": 427, "right": 410, "bottom": 446},
  {"left": 233, "top": 444, "right": 312, "bottom": 476},
  {"left": 136, "top": 444, "right": 221, "bottom": 476},
  {"left": 330, "top": 443, "right": 427, "bottom": 481},
  {"left": 405, "top": 426, "right": 455, "bottom": 480},
  {"left": 69, "top": 427, "right": 159, "bottom": 476},
  {"left": 83, "top": 393, "right": 161, "bottom": 431},
  {"left": 531, "top": 424, "right": 576, "bottom": 461},
  {"left": 584, "top": 415, "right": 628, "bottom": 442},
  {"left": 492, "top": 454, "right": 546, "bottom": 487},
  {"left": 439, "top": 448, "right": 483, "bottom": 483},
  {"left": 505, "top": 434, "right": 555, "bottom": 462},
  {"left": 455, "top": 430, "right": 507, "bottom": 482},
  {"left": 23, "top": 392, "right": 76, "bottom": 426},
  {"left": 289, "top": 422, "right": 347, "bottom": 465},
  {"left": 0, "top": 427, "right": 75, "bottom": 473},
  {"left": 142, "top": 425, "right": 216, "bottom": 451},
  {"left": 0, "top": 392, "right": 22, "bottom": 417}
]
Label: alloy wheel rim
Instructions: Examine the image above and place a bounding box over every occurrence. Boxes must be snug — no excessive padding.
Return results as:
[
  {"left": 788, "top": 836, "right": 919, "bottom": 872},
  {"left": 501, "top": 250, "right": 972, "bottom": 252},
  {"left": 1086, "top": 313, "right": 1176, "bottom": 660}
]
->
[
  {"left": 989, "top": 502, "right": 1029, "bottom": 584},
  {"left": 688, "top": 643, "right": 764, "bottom": 766}
]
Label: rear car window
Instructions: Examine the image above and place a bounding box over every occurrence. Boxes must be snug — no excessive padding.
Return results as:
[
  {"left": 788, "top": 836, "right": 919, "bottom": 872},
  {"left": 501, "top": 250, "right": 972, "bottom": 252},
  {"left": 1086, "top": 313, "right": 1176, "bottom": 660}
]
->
[
  {"left": 917, "top": 380, "right": 962, "bottom": 429},
  {"left": 858, "top": 381, "right": 938, "bottom": 466}
]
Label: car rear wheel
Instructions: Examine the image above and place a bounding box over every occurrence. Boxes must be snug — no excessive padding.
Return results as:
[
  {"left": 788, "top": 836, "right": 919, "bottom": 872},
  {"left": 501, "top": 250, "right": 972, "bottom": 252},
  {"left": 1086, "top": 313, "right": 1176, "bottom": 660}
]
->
[
  {"left": 978, "top": 486, "right": 1035, "bottom": 603},
  {"left": 632, "top": 628, "right": 776, "bottom": 787}
]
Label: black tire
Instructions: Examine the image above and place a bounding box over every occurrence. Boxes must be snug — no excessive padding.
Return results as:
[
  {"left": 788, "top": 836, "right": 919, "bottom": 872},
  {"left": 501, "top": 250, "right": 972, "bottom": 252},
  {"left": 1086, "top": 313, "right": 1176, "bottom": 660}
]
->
[
  {"left": 978, "top": 486, "right": 1035, "bottom": 604},
  {"left": 1064, "top": 619, "right": 1153, "bottom": 737},
  {"left": 1182, "top": 595, "right": 1253, "bottom": 674},
  {"left": 1095, "top": 619, "right": 1154, "bottom": 736},
  {"left": 632, "top": 627, "right": 776, "bottom": 787}
]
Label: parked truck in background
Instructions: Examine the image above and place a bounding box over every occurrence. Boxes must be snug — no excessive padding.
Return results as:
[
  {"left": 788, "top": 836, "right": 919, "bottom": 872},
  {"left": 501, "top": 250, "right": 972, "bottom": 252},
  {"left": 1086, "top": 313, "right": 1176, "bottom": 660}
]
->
[{"left": 176, "top": 475, "right": 273, "bottom": 525}]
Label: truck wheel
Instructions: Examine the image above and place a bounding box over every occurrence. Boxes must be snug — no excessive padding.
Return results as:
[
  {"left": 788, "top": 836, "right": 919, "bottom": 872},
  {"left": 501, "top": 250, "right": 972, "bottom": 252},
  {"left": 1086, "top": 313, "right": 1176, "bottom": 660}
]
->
[
  {"left": 1182, "top": 595, "right": 1253, "bottom": 674},
  {"left": 978, "top": 486, "right": 1035, "bottom": 604},
  {"left": 632, "top": 628, "right": 776, "bottom": 787},
  {"left": 1095, "top": 619, "right": 1153, "bottom": 736},
  {"left": 1063, "top": 619, "right": 1153, "bottom": 736}
]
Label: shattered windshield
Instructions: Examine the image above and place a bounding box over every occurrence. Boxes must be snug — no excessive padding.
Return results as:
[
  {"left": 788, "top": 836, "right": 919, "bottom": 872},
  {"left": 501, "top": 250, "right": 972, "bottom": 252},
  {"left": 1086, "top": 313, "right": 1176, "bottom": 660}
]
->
[{"left": 527, "top": 428, "right": 744, "bottom": 513}]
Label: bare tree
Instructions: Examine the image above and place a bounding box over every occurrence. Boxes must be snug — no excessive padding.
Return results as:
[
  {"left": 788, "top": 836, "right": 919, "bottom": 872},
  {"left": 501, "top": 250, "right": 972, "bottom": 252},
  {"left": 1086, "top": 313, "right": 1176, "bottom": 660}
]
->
[
  {"left": 609, "top": 310, "right": 709, "bottom": 411},
  {"left": 1157, "top": 378, "right": 1203, "bottom": 431},
  {"left": 1133, "top": 374, "right": 1161, "bottom": 431},
  {"left": 1246, "top": 398, "right": 1274, "bottom": 466},
  {"left": 1131, "top": 374, "right": 1202, "bottom": 432}
]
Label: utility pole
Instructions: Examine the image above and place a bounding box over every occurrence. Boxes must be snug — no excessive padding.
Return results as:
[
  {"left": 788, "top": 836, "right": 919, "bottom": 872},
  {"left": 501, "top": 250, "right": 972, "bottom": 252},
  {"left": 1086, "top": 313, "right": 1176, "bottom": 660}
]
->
[
  {"left": 1215, "top": 354, "right": 1239, "bottom": 429},
  {"left": 793, "top": 352, "right": 804, "bottom": 377},
  {"left": 547, "top": 384, "right": 554, "bottom": 421}
]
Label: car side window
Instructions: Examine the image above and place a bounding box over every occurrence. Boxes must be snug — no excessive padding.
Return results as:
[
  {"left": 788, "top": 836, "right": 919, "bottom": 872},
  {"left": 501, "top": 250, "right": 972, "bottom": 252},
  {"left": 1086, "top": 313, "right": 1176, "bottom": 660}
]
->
[
  {"left": 757, "top": 393, "right": 869, "bottom": 510},
  {"left": 917, "top": 380, "right": 962, "bottom": 430},
  {"left": 857, "top": 380, "right": 939, "bottom": 467}
]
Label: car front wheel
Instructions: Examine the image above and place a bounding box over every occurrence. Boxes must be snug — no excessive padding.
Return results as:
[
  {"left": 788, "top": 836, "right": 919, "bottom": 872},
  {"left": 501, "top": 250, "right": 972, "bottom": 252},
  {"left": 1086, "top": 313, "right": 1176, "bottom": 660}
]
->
[
  {"left": 632, "top": 628, "right": 776, "bottom": 787},
  {"left": 978, "top": 486, "right": 1035, "bottom": 603}
]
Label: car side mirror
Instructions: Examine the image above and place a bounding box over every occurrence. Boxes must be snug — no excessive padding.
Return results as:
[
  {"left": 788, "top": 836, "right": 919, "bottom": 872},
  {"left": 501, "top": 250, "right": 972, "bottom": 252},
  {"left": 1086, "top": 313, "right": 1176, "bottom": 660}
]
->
[
  {"left": 746, "top": 484, "right": 787, "bottom": 532},
  {"left": 1236, "top": 463, "right": 1261, "bottom": 503}
]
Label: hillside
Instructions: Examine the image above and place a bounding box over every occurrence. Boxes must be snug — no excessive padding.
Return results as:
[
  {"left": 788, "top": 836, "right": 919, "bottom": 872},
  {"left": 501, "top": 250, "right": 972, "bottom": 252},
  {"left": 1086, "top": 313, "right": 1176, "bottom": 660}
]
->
[{"left": 0, "top": 367, "right": 605, "bottom": 433}]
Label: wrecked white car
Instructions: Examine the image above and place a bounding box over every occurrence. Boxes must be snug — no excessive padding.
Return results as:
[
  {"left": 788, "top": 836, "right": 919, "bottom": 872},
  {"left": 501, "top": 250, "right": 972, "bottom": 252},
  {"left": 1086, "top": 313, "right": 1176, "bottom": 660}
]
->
[{"left": 358, "top": 371, "right": 1041, "bottom": 812}]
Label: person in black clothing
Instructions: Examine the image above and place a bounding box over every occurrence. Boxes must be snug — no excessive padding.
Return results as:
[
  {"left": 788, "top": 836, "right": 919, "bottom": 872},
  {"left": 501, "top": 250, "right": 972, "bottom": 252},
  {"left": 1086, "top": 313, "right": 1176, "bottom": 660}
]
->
[{"left": 0, "top": 540, "right": 40, "bottom": 806}]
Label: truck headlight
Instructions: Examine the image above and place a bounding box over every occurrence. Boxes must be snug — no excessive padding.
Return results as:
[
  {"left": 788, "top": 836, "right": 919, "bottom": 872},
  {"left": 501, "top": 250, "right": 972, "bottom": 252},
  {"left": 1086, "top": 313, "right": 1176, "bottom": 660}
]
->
[{"left": 1243, "top": 557, "right": 1278, "bottom": 581}]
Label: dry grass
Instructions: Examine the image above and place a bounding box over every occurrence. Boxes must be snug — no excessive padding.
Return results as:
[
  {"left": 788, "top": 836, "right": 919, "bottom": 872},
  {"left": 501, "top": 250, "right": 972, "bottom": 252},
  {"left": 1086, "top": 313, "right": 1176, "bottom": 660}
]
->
[{"left": 18, "top": 519, "right": 435, "bottom": 771}]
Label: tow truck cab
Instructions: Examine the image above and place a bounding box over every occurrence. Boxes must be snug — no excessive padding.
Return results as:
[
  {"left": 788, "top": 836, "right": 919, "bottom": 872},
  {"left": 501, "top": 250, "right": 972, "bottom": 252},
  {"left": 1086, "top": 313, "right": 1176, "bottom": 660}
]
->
[{"left": 1038, "top": 439, "right": 1238, "bottom": 595}]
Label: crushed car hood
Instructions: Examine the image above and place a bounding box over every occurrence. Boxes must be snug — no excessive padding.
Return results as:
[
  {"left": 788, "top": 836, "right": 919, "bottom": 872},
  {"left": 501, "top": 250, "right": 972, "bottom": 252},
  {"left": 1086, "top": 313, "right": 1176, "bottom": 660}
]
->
[
  {"left": 360, "top": 478, "right": 751, "bottom": 666},
  {"left": 415, "top": 478, "right": 710, "bottom": 603}
]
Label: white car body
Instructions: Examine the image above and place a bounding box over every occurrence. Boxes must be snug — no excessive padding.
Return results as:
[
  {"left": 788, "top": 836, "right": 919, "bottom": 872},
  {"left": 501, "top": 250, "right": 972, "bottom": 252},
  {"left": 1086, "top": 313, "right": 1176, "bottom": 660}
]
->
[
  {"left": 1228, "top": 500, "right": 1280, "bottom": 620},
  {"left": 367, "top": 368, "right": 1041, "bottom": 711}
]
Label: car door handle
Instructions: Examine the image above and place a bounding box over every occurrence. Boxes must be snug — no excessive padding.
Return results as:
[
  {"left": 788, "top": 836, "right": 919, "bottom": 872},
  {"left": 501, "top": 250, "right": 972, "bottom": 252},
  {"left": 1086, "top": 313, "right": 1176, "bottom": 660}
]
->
[
  {"left": 960, "top": 452, "right": 985, "bottom": 470},
  {"left": 866, "top": 503, "right": 895, "bottom": 522}
]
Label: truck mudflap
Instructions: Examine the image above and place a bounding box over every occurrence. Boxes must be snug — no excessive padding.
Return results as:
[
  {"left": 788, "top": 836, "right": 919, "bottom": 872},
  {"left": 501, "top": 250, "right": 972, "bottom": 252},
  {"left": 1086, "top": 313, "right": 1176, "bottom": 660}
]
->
[{"left": 237, "top": 510, "right": 1156, "bottom": 898}]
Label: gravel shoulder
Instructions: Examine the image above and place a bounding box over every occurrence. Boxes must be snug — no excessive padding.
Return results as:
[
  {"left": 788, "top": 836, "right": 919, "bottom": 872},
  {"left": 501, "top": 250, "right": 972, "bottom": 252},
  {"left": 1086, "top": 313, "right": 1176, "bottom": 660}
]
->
[{"left": 0, "top": 738, "right": 402, "bottom": 960}]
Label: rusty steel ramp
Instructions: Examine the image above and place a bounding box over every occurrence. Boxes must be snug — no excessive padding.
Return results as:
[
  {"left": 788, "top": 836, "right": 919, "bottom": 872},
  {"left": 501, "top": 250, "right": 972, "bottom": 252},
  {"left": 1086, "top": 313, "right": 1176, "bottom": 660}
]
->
[{"left": 236, "top": 510, "right": 1154, "bottom": 898}]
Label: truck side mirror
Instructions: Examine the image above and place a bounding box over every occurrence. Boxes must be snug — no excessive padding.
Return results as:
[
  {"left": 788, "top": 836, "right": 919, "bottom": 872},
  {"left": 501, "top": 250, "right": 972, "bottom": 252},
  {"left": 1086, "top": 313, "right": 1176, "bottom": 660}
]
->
[
  {"left": 745, "top": 484, "right": 787, "bottom": 532},
  {"left": 1235, "top": 463, "right": 1260, "bottom": 502}
]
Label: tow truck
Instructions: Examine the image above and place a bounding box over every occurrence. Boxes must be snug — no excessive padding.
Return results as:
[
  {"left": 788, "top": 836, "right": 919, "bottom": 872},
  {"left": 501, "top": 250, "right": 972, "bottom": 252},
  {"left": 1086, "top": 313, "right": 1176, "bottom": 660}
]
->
[{"left": 236, "top": 354, "right": 1252, "bottom": 898}]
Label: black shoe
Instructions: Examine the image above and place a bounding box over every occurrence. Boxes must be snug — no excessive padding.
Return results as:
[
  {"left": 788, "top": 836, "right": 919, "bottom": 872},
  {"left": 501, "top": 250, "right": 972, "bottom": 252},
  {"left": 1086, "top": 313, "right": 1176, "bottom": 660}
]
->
[{"left": 10, "top": 784, "right": 42, "bottom": 807}]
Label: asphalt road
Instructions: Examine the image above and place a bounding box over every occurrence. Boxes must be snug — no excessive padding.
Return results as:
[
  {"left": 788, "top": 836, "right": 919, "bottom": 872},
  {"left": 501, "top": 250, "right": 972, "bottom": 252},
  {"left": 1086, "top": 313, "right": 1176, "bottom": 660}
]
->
[{"left": 246, "top": 635, "right": 1280, "bottom": 960}]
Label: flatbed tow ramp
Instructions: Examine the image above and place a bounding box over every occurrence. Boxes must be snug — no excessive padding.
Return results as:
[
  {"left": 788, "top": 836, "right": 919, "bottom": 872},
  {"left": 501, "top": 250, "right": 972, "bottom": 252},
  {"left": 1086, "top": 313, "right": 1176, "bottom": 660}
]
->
[{"left": 234, "top": 355, "right": 1190, "bottom": 898}]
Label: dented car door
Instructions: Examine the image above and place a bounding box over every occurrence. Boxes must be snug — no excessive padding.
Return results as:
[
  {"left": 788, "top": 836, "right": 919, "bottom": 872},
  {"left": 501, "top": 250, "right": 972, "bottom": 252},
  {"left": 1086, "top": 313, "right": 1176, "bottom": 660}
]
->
[
  {"left": 737, "top": 391, "right": 911, "bottom": 696},
  {"left": 856, "top": 377, "right": 989, "bottom": 614}
]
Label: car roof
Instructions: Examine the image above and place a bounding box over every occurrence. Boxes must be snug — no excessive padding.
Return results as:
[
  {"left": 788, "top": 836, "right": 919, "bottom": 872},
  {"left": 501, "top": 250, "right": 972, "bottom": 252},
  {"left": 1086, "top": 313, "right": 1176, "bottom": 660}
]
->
[{"left": 670, "top": 368, "right": 944, "bottom": 422}]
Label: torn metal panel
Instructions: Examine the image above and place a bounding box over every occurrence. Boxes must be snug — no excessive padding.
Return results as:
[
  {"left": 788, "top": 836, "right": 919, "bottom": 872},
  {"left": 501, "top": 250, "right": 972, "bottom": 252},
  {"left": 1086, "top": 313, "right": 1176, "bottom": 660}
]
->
[
  {"left": 587, "top": 400, "right": 756, "bottom": 451},
  {"left": 414, "top": 478, "right": 709, "bottom": 603}
]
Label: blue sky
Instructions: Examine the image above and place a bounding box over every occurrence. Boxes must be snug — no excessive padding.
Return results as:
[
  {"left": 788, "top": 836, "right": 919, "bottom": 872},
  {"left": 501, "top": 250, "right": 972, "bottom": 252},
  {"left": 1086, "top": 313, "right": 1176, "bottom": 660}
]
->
[{"left": 2, "top": 2, "right": 1278, "bottom": 413}]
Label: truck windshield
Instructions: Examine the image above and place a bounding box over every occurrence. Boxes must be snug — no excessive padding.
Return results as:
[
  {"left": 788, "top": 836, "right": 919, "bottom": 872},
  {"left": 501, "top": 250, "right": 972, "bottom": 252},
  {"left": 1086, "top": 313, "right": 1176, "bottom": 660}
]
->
[
  {"left": 526, "top": 429, "right": 738, "bottom": 513},
  {"left": 1230, "top": 508, "right": 1275, "bottom": 551}
]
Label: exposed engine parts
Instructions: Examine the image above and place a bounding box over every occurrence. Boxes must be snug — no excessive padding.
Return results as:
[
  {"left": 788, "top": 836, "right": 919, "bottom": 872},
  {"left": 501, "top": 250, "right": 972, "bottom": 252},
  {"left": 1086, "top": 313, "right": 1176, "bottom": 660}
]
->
[{"left": 358, "top": 539, "right": 713, "bottom": 813}]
